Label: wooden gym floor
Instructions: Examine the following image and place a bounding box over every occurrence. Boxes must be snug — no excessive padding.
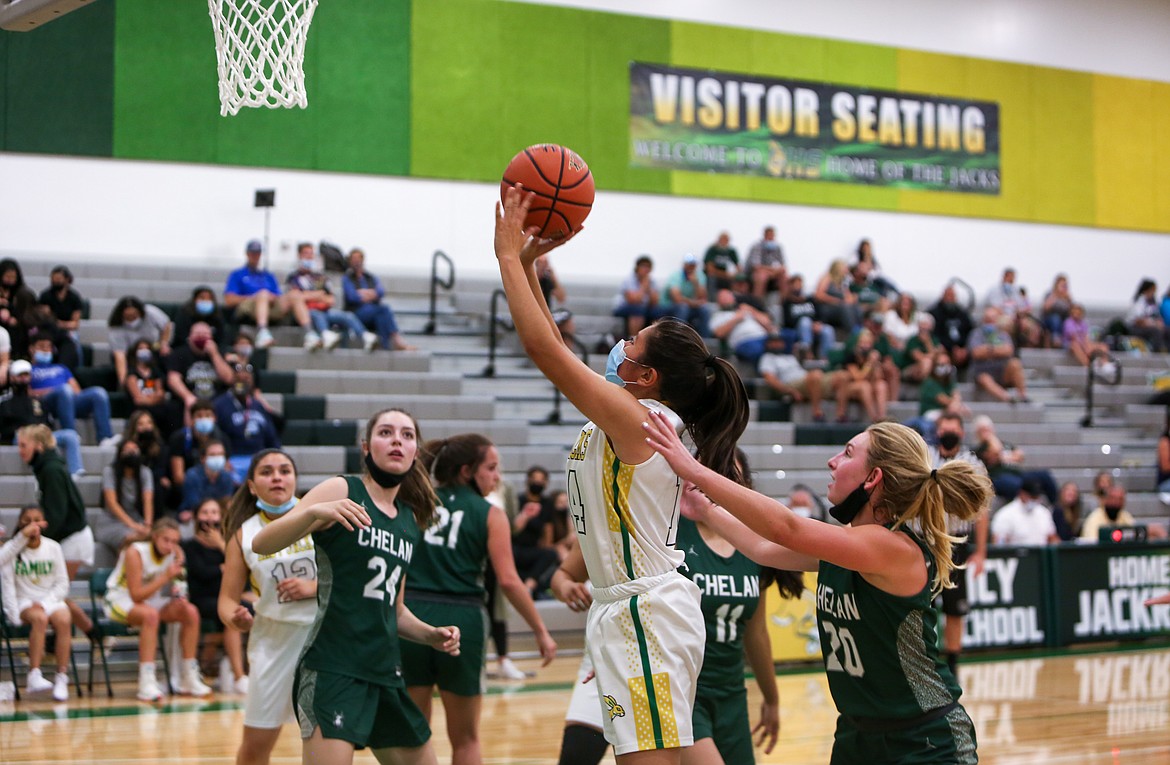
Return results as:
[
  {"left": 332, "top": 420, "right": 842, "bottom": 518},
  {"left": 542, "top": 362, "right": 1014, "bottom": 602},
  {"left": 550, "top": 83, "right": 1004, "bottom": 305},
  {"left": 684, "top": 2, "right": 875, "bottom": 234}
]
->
[{"left": 2, "top": 642, "right": 1169, "bottom": 764}]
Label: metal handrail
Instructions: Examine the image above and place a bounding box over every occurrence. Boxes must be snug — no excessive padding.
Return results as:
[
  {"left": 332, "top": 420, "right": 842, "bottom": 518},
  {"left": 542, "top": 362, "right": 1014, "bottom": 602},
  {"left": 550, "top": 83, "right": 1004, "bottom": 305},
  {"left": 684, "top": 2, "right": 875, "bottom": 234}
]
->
[
  {"left": 540, "top": 334, "right": 590, "bottom": 425},
  {"left": 1080, "top": 349, "right": 1122, "bottom": 428},
  {"left": 423, "top": 250, "right": 455, "bottom": 335},
  {"left": 482, "top": 289, "right": 508, "bottom": 378},
  {"left": 947, "top": 278, "right": 976, "bottom": 315}
]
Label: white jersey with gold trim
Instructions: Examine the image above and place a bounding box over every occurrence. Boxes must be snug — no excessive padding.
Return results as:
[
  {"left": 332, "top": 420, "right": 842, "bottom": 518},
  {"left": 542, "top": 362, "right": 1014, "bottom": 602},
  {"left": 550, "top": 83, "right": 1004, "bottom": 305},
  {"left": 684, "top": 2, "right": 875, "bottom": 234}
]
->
[
  {"left": 566, "top": 399, "right": 685, "bottom": 590},
  {"left": 240, "top": 512, "right": 317, "bottom": 625}
]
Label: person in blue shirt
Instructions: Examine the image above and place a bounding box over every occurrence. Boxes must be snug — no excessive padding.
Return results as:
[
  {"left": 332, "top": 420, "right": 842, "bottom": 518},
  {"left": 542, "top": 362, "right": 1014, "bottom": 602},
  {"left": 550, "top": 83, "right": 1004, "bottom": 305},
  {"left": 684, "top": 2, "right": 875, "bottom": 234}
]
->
[
  {"left": 341, "top": 248, "right": 416, "bottom": 351},
  {"left": 179, "top": 439, "right": 238, "bottom": 521},
  {"left": 222, "top": 239, "right": 313, "bottom": 350},
  {"left": 212, "top": 363, "right": 280, "bottom": 476},
  {"left": 28, "top": 330, "right": 119, "bottom": 447}
]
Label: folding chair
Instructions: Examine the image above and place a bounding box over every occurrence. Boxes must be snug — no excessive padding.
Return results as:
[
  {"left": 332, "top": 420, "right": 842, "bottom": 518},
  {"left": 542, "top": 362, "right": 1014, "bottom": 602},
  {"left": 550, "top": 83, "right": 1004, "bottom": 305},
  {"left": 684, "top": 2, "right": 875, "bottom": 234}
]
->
[
  {"left": 87, "top": 567, "right": 172, "bottom": 698},
  {"left": 0, "top": 572, "right": 83, "bottom": 700}
]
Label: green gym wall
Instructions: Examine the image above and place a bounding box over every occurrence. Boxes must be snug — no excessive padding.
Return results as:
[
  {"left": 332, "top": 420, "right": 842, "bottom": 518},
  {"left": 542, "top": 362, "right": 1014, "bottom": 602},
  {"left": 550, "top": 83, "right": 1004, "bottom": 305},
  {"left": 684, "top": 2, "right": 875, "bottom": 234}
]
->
[{"left": 1, "top": 0, "right": 1167, "bottom": 233}]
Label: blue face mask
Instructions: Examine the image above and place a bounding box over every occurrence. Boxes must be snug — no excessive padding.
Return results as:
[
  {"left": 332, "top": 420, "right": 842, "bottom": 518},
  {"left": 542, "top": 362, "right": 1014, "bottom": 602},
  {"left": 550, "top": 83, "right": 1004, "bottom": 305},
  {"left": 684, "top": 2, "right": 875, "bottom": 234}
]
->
[
  {"left": 195, "top": 299, "right": 215, "bottom": 315},
  {"left": 204, "top": 455, "right": 226, "bottom": 473},
  {"left": 605, "top": 339, "right": 629, "bottom": 387},
  {"left": 193, "top": 418, "right": 215, "bottom": 435},
  {"left": 256, "top": 497, "right": 296, "bottom": 516},
  {"left": 33, "top": 350, "right": 53, "bottom": 365}
]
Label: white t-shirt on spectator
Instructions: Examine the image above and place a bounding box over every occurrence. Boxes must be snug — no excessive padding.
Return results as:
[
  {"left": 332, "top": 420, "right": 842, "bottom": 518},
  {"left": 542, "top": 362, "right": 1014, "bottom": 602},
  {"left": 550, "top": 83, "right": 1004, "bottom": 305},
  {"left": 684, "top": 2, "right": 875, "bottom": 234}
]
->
[{"left": 991, "top": 499, "right": 1057, "bottom": 545}]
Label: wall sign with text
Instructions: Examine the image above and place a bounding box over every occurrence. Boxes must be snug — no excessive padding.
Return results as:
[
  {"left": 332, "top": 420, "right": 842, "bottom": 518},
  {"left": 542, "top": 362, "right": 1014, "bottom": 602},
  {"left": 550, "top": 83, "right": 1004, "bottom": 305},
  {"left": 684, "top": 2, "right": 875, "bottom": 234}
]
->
[{"left": 630, "top": 62, "right": 1001, "bottom": 194}]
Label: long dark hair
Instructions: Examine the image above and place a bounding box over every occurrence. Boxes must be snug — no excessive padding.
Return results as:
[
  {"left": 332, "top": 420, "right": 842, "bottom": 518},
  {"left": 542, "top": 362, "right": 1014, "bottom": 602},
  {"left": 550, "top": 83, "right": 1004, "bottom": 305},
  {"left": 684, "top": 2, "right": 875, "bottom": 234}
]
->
[
  {"left": 640, "top": 318, "right": 749, "bottom": 483},
  {"left": 108, "top": 295, "right": 147, "bottom": 328},
  {"left": 364, "top": 408, "right": 438, "bottom": 529},
  {"left": 222, "top": 448, "right": 298, "bottom": 543},
  {"left": 734, "top": 448, "right": 804, "bottom": 600},
  {"left": 423, "top": 433, "right": 493, "bottom": 488},
  {"left": 113, "top": 440, "right": 146, "bottom": 517}
]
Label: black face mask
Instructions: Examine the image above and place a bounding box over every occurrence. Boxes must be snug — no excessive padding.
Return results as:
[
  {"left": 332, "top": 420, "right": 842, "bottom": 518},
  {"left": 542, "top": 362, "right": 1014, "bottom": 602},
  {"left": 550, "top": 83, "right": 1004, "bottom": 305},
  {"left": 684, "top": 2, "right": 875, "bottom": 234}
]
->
[
  {"left": 1103, "top": 504, "right": 1123, "bottom": 521},
  {"left": 365, "top": 452, "right": 410, "bottom": 489},
  {"left": 527, "top": 483, "right": 547, "bottom": 497},
  {"left": 828, "top": 484, "right": 871, "bottom": 525},
  {"left": 120, "top": 453, "right": 142, "bottom": 469},
  {"left": 11, "top": 382, "right": 28, "bottom": 395},
  {"left": 937, "top": 432, "right": 962, "bottom": 452}
]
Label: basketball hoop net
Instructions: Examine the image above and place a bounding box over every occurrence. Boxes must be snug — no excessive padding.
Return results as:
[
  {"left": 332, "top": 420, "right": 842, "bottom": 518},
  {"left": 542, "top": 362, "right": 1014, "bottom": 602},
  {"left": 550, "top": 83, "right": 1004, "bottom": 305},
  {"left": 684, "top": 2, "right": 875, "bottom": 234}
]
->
[{"left": 207, "top": 0, "right": 318, "bottom": 116}]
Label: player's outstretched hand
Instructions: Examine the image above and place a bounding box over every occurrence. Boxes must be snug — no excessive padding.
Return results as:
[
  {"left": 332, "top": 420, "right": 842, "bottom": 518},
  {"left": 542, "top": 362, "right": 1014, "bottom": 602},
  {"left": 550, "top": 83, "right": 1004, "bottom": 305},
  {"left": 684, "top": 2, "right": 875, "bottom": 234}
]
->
[
  {"left": 495, "top": 184, "right": 578, "bottom": 269},
  {"left": 642, "top": 409, "right": 701, "bottom": 483},
  {"left": 309, "top": 499, "right": 370, "bottom": 532},
  {"left": 678, "top": 481, "right": 713, "bottom": 523},
  {"left": 430, "top": 625, "right": 461, "bottom": 656},
  {"left": 1144, "top": 593, "right": 1170, "bottom": 607}
]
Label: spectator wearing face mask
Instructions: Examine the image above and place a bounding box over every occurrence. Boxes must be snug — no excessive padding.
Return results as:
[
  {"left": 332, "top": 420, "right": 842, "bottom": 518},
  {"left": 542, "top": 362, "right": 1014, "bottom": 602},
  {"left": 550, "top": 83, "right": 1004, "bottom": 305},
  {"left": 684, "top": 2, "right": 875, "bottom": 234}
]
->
[
  {"left": 173, "top": 286, "right": 226, "bottom": 348},
  {"left": 94, "top": 438, "right": 155, "bottom": 563},
  {"left": 991, "top": 479, "right": 1059, "bottom": 545},
  {"left": 1, "top": 359, "right": 84, "bottom": 475},
  {"left": 28, "top": 330, "right": 119, "bottom": 447},
  {"left": 107, "top": 296, "right": 174, "bottom": 389},
  {"left": 179, "top": 440, "right": 238, "bottom": 525},
  {"left": 212, "top": 362, "right": 280, "bottom": 476},
  {"left": 168, "top": 399, "right": 228, "bottom": 499},
  {"left": 166, "top": 321, "right": 234, "bottom": 411},
  {"left": 511, "top": 467, "right": 562, "bottom": 598},
  {"left": 1080, "top": 486, "right": 1136, "bottom": 541}
]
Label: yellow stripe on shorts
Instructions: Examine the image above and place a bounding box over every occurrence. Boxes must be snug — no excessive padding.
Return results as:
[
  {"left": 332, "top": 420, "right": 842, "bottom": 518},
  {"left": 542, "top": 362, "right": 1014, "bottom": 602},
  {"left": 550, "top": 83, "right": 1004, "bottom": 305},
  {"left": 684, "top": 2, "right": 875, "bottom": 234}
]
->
[{"left": 627, "top": 671, "right": 679, "bottom": 750}]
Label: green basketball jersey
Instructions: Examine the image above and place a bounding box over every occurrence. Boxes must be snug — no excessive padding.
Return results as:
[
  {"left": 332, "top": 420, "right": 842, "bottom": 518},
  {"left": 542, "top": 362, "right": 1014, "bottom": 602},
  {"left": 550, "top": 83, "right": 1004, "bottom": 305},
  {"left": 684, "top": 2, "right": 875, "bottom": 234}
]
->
[
  {"left": 815, "top": 527, "right": 962, "bottom": 719},
  {"left": 676, "top": 517, "right": 761, "bottom": 690},
  {"left": 407, "top": 483, "right": 492, "bottom": 598},
  {"left": 300, "top": 475, "right": 420, "bottom": 687}
]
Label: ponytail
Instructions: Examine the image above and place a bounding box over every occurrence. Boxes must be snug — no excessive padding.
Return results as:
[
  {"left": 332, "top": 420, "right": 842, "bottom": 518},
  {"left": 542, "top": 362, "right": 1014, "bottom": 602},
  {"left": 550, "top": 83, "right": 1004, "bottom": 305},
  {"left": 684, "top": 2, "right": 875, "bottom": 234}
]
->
[
  {"left": 423, "top": 433, "right": 493, "bottom": 488},
  {"left": 642, "top": 318, "right": 749, "bottom": 482},
  {"left": 864, "top": 422, "right": 992, "bottom": 596}
]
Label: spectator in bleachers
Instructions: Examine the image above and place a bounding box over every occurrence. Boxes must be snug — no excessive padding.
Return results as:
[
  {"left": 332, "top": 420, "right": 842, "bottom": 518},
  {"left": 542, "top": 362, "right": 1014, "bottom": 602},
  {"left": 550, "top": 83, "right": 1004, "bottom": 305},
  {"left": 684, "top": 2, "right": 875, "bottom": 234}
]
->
[
  {"left": 180, "top": 441, "right": 237, "bottom": 522},
  {"left": 1080, "top": 485, "right": 1136, "bottom": 541},
  {"left": 15, "top": 425, "right": 94, "bottom": 640},
  {"left": 107, "top": 296, "right": 174, "bottom": 388},
  {"left": 213, "top": 362, "right": 281, "bottom": 476},
  {"left": 845, "top": 313, "right": 902, "bottom": 404},
  {"left": 744, "top": 225, "right": 787, "bottom": 299},
  {"left": 968, "top": 306, "right": 1029, "bottom": 403},
  {"left": 0, "top": 325, "right": 9, "bottom": 387},
  {"left": 341, "top": 247, "right": 417, "bottom": 351},
  {"left": 914, "top": 350, "right": 968, "bottom": 424},
  {"left": 2, "top": 360, "right": 84, "bottom": 475},
  {"left": 882, "top": 293, "right": 922, "bottom": 353},
  {"left": 1053, "top": 481, "right": 1085, "bottom": 541},
  {"left": 928, "top": 283, "right": 975, "bottom": 371},
  {"left": 703, "top": 231, "right": 739, "bottom": 292},
  {"left": 548, "top": 488, "right": 577, "bottom": 559},
  {"left": 662, "top": 254, "right": 710, "bottom": 337},
  {"left": 28, "top": 329, "right": 119, "bottom": 447},
  {"left": 710, "top": 288, "right": 775, "bottom": 364},
  {"left": 173, "top": 285, "right": 226, "bottom": 349},
  {"left": 813, "top": 259, "right": 859, "bottom": 335},
  {"left": 222, "top": 239, "right": 312, "bottom": 350},
  {"left": 1041, "top": 274, "right": 1074, "bottom": 346},
  {"left": 1062, "top": 303, "right": 1111, "bottom": 367},
  {"left": 94, "top": 438, "right": 155, "bottom": 564},
  {"left": 612, "top": 255, "right": 671, "bottom": 336},
  {"left": 168, "top": 399, "right": 228, "bottom": 502},
  {"left": 0, "top": 258, "right": 39, "bottom": 360},
  {"left": 180, "top": 498, "right": 245, "bottom": 694},
  {"left": 902, "top": 313, "right": 940, "bottom": 384},
  {"left": 512, "top": 467, "right": 561, "bottom": 598},
  {"left": 27, "top": 309, "right": 80, "bottom": 371},
  {"left": 286, "top": 243, "right": 377, "bottom": 352},
  {"left": 1126, "top": 278, "right": 1169, "bottom": 353},
  {"left": 1161, "top": 284, "right": 1170, "bottom": 326},
  {"left": 974, "top": 436, "right": 1058, "bottom": 504},
  {"left": 985, "top": 267, "right": 1043, "bottom": 347},
  {"left": 534, "top": 255, "right": 576, "bottom": 343},
  {"left": 780, "top": 274, "right": 836, "bottom": 361},
  {"left": 837, "top": 328, "right": 888, "bottom": 422},
  {"left": 0, "top": 506, "right": 73, "bottom": 701},
  {"left": 849, "top": 260, "right": 894, "bottom": 316},
  {"left": 757, "top": 334, "right": 830, "bottom": 422},
  {"left": 1092, "top": 470, "right": 1115, "bottom": 503},
  {"left": 125, "top": 339, "right": 182, "bottom": 439},
  {"left": 991, "top": 478, "right": 1058, "bottom": 545},
  {"left": 123, "top": 410, "right": 174, "bottom": 517},
  {"left": 36, "top": 265, "right": 84, "bottom": 363},
  {"left": 166, "top": 321, "right": 234, "bottom": 412},
  {"left": 854, "top": 238, "right": 899, "bottom": 295},
  {"left": 103, "top": 517, "right": 211, "bottom": 701}
]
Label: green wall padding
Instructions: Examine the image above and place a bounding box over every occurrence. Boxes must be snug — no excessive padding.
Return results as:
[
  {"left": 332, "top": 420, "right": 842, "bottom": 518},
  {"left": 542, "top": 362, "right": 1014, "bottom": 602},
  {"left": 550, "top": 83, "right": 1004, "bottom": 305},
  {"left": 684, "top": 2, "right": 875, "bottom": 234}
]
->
[{"left": 0, "top": 0, "right": 113, "bottom": 156}]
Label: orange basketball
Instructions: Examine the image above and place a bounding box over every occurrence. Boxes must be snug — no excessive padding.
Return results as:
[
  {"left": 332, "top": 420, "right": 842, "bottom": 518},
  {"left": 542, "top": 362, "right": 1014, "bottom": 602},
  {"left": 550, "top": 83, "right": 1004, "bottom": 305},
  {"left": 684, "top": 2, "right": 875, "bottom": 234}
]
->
[{"left": 500, "top": 144, "right": 594, "bottom": 240}]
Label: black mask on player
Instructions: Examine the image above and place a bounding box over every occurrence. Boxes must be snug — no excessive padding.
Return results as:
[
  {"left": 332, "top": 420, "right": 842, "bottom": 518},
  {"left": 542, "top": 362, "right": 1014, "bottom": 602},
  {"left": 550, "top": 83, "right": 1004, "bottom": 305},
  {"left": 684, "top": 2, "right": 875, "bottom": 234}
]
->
[
  {"left": 828, "top": 482, "right": 872, "bottom": 525},
  {"left": 365, "top": 452, "right": 410, "bottom": 489}
]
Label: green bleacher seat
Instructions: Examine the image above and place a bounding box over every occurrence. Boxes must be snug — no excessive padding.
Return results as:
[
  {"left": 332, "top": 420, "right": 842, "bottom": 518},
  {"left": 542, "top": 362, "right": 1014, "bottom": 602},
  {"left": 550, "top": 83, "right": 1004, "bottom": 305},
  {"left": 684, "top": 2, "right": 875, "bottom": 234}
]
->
[
  {"left": 316, "top": 420, "right": 358, "bottom": 446},
  {"left": 345, "top": 446, "right": 363, "bottom": 473},
  {"left": 282, "top": 395, "right": 326, "bottom": 420},
  {"left": 794, "top": 422, "right": 864, "bottom": 445},
  {"left": 75, "top": 364, "right": 117, "bottom": 392},
  {"left": 282, "top": 420, "right": 315, "bottom": 446},
  {"left": 259, "top": 370, "right": 296, "bottom": 394},
  {"left": 757, "top": 399, "right": 792, "bottom": 422}
]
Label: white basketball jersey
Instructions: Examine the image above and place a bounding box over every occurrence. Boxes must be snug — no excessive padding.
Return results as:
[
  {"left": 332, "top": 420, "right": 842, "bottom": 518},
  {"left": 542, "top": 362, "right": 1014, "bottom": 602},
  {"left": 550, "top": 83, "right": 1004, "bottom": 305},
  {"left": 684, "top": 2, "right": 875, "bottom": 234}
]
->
[
  {"left": 240, "top": 512, "right": 317, "bottom": 624},
  {"left": 566, "top": 399, "right": 686, "bottom": 590},
  {"left": 106, "top": 541, "right": 175, "bottom": 610}
]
